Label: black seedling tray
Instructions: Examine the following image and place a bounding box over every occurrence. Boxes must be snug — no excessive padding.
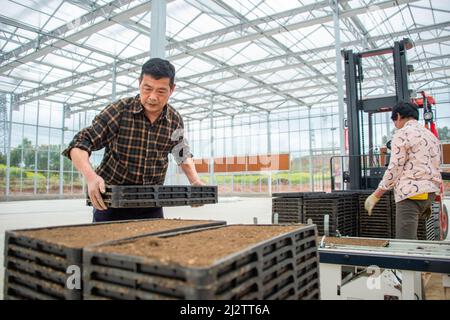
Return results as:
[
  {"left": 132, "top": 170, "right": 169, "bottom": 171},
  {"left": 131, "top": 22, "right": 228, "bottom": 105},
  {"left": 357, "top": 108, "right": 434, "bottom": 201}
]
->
[
  {"left": 3, "top": 219, "right": 226, "bottom": 300},
  {"left": 83, "top": 224, "right": 319, "bottom": 300},
  {"left": 87, "top": 197, "right": 217, "bottom": 208},
  {"left": 87, "top": 185, "right": 218, "bottom": 208},
  {"left": 272, "top": 192, "right": 325, "bottom": 198}
]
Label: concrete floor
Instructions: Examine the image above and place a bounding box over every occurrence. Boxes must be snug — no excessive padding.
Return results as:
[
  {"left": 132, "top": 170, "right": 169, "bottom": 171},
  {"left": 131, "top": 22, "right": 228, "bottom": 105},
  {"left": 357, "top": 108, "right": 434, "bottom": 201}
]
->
[{"left": 0, "top": 197, "right": 272, "bottom": 299}]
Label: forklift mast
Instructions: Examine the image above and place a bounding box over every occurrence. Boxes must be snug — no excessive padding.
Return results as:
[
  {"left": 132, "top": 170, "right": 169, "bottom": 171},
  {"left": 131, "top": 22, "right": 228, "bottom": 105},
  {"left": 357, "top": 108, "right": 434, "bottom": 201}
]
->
[{"left": 343, "top": 38, "right": 414, "bottom": 190}]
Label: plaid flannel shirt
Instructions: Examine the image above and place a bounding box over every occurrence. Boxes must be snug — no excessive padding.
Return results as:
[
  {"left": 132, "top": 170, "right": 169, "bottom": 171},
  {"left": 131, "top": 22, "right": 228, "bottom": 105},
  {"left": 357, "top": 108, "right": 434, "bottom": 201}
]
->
[{"left": 62, "top": 95, "right": 192, "bottom": 185}]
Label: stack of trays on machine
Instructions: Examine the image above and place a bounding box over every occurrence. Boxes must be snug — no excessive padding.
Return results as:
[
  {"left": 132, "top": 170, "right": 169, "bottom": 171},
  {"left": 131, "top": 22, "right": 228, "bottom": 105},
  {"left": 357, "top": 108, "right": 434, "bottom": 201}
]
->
[
  {"left": 429, "top": 201, "right": 441, "bottom": 240},
  {"left": 422, "top": 201, "right": 440, "bottom": 241},
  {"left": 86, "top": 185, "right": 218, "bottom": 208},
  {"left": 417, "top": 218, "right": 433, "bottom": 241},
  {"left": 273, "top": 190, "right": 440, "bottom": 240},
  {"left": 83, "top": 224, "right": 320, "bottom": 300},
  {"left": 271, "top": 192, "right": 325, "bottom": 224},
  {"left": 303, "top": 192, "right": 358, "bottom": 237},
  {"left": 358, "top": 190, "right": 394, "bottom": 239},
  {"left": 3, "top": 219, "right": 226, "bottom": 300}
]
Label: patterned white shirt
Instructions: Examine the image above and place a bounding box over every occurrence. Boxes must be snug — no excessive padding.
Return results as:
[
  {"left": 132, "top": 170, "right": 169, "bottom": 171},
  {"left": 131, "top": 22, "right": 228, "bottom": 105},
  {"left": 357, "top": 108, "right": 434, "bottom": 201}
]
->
[{"left": 379, "top": 119, "right": 442, "bottom": 202}]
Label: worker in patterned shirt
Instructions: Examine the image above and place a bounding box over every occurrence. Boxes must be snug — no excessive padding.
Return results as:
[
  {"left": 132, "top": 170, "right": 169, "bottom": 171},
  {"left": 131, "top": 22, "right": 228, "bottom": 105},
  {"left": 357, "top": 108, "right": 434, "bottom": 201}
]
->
[
  {"left": 365, "top": 101, "right": 442, "bottom": 239},
  {"left": 63, "top": 58, "right": 204, "bottom": 222}
]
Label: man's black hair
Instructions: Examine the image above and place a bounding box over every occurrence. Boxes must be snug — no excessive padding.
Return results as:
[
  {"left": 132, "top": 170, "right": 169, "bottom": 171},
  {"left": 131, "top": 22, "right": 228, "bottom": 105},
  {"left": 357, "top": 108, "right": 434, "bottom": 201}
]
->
[
  {"left": 139, "top": 58, "right": 175, "bottom": 86},
  {"left": 391, "top": 101, "right": 419, "bottom": 121}
]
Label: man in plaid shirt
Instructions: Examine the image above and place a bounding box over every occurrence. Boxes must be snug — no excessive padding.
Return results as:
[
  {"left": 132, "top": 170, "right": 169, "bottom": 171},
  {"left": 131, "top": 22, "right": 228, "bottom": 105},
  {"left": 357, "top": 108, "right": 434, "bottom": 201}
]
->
[{"left": 63, "top": 58, "right": 204, "bottom": 222}]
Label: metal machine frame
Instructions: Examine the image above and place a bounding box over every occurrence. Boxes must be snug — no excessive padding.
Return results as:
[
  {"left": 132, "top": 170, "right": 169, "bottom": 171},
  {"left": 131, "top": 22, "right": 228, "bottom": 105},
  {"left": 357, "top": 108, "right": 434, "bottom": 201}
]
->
[
  {"left": 343, "top": 38, "right": 413, "bottom": 190},
  {"left": 319, "top": 237, "right": 450, "bottom": 300}
]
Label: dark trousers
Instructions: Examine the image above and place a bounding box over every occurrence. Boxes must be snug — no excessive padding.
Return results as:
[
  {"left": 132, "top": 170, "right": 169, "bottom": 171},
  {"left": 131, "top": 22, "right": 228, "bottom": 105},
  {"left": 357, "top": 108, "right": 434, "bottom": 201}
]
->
[
  {"left": 395, "top": 193, "right": 436, "bottom": 240},
  {"left": 93, "top": 207, "right": 164, "bottom": 223}
]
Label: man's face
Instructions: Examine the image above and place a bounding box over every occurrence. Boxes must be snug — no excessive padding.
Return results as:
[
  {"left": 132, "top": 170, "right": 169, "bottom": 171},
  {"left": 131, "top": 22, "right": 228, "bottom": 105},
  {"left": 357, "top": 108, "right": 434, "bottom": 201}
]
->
[{"left": 139, "top": 74, "right": 175, "bottom": 116}]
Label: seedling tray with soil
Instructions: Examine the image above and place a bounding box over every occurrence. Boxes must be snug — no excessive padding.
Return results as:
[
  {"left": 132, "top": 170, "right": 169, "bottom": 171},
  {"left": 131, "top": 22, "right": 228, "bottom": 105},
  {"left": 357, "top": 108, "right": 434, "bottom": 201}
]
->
[
  {"left": 4, "top": 218, "right": 225, "bottom": 300},
  {"left": 83, "top": 224, "right": 320, "bottom": 300}
]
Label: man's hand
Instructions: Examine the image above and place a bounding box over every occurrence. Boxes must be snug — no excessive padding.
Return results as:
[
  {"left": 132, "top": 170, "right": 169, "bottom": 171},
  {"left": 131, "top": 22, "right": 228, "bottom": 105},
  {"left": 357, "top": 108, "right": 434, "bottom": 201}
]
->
[
  {"left": 191, "top": 179, "right": 206, "bottom": 207},
  {"left": 364, "top": 193, "right": 380, "bottom": 216},
  {"left": 192, "top": 179, "right": 205, "bottom": 186},
  {"left": 87, "top": 174, "right": 107, "bottom": 210}
]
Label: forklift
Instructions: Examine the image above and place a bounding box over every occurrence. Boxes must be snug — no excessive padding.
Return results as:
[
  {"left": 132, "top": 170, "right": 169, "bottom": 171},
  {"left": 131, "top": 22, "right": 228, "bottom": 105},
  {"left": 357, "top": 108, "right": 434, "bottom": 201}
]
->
[
  {"left": 332, "top": 38, "right": 448, "bottom": 240},
  {"left": 319, "top": 39, "right": 450, "bottom": 300}
]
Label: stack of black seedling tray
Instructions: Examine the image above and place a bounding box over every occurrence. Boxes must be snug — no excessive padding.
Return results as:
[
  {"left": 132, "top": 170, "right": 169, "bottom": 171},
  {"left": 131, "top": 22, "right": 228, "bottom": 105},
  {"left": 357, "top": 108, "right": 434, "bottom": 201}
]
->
[
  {"left": 272, "top": 198, "right": 303, "bottom": 224},
  {"left": 3, "top": 219, "right": 226, "bottom": 300},
  {"left": 83, "top": 224, "right": 320, "bottom": 300},
  {"left": 417, "top": 217, "right": 435, "bottom": 241},
  {"left": 86, "top": 185, "right": 218, "bottom": 208},
  {"left": 330, "top": 190, "right": 360, "bottom": 236},
  {"left": 390, "top": 193, "right": 396, "bottom": 238},
  {"left": 429, "top": 201, "right": 441, "bottom": 240},
  {"left": 302, "top": 192, "right": 358, "bottom": 237},
  {"left": 358, "top": 190, "right": 393, "bottom": 239},
  {"left": 272, "top": 192, "right": 326, "bottom": 198},
  {"left": 271, "top": 192, "right": 325, "bottom": 224}
]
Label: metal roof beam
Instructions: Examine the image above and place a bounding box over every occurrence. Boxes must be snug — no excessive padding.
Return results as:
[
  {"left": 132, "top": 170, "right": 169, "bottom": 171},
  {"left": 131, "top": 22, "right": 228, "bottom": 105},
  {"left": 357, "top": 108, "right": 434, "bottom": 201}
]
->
[
  {"left": 69, "top": 70, "right": 450, "bottom": 116},
  {"left": 0, "top": 0, "right": 149, "bottom": 73},
  {"left": 181, "top": 21, "right": 450, "bottom": 83},
  {"left": 39, "top": 80, "right": 450, "bottom": 122},
  {"left": 66, "top": 49, "right": 450, "bottom": 113},
  {"left": 169, "top": 0, "right": 420, "bottom": 59},
  {"left": 12, "top": 0, "right": 421, "bottom": 105}
]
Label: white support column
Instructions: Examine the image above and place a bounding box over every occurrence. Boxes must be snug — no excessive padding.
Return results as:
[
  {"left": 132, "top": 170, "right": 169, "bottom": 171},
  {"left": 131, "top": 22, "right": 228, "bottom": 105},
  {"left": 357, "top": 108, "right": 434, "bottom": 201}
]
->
[
  {"left": 5, "top": 94, "right": 13, "bottom": 197},
  {"left": 320, "top": 263, "right": 342, "bottom": 300},
  {"left": 384, "top": 73, "right": 391, "bottom": 137},
  {"left": 330, "top": 0, "right": 346, "bottom": 157},
  {"left": 287, "top": 112, "right": 291, "bottom": 191},
  {"left": 0, "top": 94, "right": 7, "bottom": 157},
  {"left": 150, "top": 0, "right": 167, "bottom": 59},
  {"left": 231, "top": 115, "right": 234, "bottom": 193},
  {"left": 46, "top": 110, "right": 51, "bottom": 194},
  {"left": 401, "top": 270, "right": 422, "bottom": 300},
  {"left": 19, "top": 106, "right": 25, "bottom": 193},
  {"left": 267, "top": 111, "right": 272, "bottom": 196},
  {"left": 112, "top": 60, "right": 117, "bottom": 101},
  {"left": 33, "top": 101, "right": 40, "bottom": 194},
  {"left": 209, "top": 98, "right": 214, "bottom": 184},
  {"left": 308, "top": 106, "right": 314, "bottom": 192},
  {"left": 82, "top": 111, "right": 87, "bottom": 195},
  {"left": 70, "top": 115, "right": 74, "bottom": 194},
  {"left": 59, "top": 104, "right": 66, "bottom": 196}
]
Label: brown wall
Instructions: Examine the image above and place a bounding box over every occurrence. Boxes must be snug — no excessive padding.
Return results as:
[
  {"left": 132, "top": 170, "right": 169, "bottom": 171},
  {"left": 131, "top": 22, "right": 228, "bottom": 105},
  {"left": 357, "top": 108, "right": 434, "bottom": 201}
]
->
[
  {"left": 442, "top": 144, "right": 450, "bottom": 165},
  {"left": 194, "top": 154, "right": 290, "bottom": 173}
]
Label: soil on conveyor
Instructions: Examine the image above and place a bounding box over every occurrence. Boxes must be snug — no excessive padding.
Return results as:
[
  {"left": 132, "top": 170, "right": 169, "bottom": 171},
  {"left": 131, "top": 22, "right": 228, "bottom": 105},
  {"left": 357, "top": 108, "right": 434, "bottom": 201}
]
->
[
  {"left": 318, "top": 236, "right": 389, "bottom": 247},
  {"left": 95, "top": 225, "right": 306, "bottom": 267},
  {"left": 16, "top": 219, "right": 218, "bottom": 248}
]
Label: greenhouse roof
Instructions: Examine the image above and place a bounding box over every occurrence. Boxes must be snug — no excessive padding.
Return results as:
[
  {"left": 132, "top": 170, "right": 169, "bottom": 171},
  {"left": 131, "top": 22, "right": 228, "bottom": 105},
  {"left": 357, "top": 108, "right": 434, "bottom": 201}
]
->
[{"left": 0, "top": 0, "right": 449, "bottom": 121}]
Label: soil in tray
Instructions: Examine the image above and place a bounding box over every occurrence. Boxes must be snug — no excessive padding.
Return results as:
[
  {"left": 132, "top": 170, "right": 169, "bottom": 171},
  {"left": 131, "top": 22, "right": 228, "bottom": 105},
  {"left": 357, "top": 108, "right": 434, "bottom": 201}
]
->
[
  {"left": 15, "top": 219, "right": 217, "bottom": 248},
  {"left": 95, "top": 225, "right": 306, "bottom": 267},
  {"left": 317, "top": 236, "right": 389, "bottom": 247}
]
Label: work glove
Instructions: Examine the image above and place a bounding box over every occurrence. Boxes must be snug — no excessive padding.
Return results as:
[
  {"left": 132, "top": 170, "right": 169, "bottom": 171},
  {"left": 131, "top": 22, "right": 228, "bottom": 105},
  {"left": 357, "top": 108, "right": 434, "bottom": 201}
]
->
[{"left": 364, "top": 194, "right": 380, "bottom": 216}]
